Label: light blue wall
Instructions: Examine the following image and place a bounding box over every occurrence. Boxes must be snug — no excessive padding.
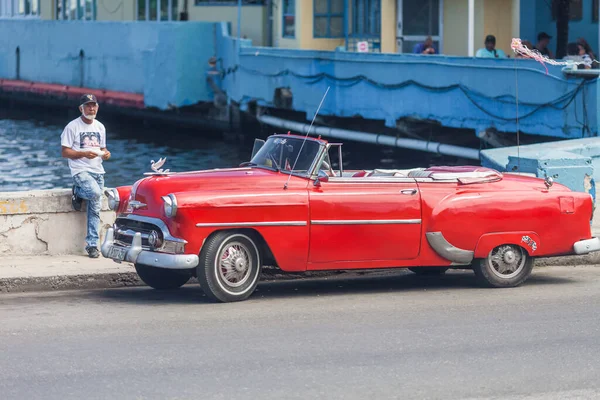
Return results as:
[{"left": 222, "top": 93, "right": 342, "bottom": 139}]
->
[
  {"left": 520, "top": 0, "right": 538, "bottom": 49},
  {"left": 522, "top": 0, "right": 599, "bottom": 56},
  {"left": 481, "top": 137, "right": 599, "bottom": 203},
  {"left": 216, "top": 23, "right": 597, "bottom": 139},
  {"left": 0, "top": 20, "right": 219, "bottom": 109}
]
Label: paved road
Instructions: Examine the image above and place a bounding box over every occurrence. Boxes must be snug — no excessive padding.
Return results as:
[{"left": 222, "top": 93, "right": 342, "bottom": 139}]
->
[{"left": 1, "top": 266, "right": 600, "bottom": 400}]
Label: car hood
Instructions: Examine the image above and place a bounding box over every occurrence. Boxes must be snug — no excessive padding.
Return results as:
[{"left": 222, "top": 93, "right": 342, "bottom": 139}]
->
[
  {"left": 126, "top": 167, "right": 300, "bottom": 216},
  {"left": 140, "top": 167, "right": 290, "bottom": 191}
]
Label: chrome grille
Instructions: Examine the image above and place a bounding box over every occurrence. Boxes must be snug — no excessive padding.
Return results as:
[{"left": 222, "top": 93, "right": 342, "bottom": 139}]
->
[{"left": 113, "top": 218, "right": 163, "bottom": 249}]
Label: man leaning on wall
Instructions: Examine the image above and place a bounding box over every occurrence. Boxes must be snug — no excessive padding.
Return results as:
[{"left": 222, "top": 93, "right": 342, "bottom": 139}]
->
[
  {"left": 60, "top": 94, "right": 112, "bottom": 258},
  {"left": 475, "top": 35, "right": 507, "bottom": 58}
]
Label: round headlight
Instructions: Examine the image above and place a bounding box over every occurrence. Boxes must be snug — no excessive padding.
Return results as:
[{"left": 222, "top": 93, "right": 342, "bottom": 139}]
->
[
  {"left": 161, "top": 194, "right": 178, "bottom": 218},
  {"left": 105, "top": 188, "right": 120, "bottom": 211}
]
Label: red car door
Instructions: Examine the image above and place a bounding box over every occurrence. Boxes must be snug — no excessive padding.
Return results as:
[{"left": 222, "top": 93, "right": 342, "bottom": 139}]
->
[{"left": 308, "top": 175, "right": 422, "bottom": 264}]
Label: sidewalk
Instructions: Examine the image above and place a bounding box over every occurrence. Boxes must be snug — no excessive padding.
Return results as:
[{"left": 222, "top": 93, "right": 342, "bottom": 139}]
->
[
  {"left": 1, "top": 251, "right": 599, "bottom": 294},
  {"left": 0, "top": 255, "right": 143, "bottom": 293}
]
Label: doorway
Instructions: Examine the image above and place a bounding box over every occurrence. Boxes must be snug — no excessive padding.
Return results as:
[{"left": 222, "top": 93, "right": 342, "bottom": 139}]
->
[{"left": 396, "top": 0, "right": 443, "bottom": 54}]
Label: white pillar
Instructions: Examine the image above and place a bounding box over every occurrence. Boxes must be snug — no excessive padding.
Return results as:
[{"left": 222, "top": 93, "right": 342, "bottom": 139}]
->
[{"left": 468, "top": 0, "right": 475, "bottom": 56}]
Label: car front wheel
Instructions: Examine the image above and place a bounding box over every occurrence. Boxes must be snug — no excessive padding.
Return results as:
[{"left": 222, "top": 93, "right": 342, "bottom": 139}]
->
[
  {"left": 134, "top": 263, "right": 192, "bottom": 290},
  {"left": 472, "top": 244, "right": 533, "bottom": 288},
  {"left": 197, "top": 231, "right": 262, "bottom": 303}
]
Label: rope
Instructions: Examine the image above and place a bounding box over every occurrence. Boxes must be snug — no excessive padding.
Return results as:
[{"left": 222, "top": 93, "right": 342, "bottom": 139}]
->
[
  {"left": 511, "top": 38, "right": 598, "bottom": 74},
  {"left": 514, "top": 56, "right": 520, "bottom": 172}
]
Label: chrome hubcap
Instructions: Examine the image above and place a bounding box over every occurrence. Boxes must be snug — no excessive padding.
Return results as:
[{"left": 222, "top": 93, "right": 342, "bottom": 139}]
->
[
  {"left": 488, "top": 245, "right": 526, "bottom": 279},
  {"left": 218, "top": 242, "right": 252, "bottom": 288}
]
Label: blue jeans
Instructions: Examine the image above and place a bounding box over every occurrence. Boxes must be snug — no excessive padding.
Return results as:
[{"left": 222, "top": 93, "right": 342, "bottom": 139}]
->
[{"left": 73, "top": 171, "right": 105, "bottom": 249}]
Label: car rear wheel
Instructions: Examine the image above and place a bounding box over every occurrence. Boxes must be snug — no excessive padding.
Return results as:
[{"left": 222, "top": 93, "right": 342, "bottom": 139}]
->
[
  {"left": 197, "top": 231, "right": 262, "bottom": 303},
  {"left": 134, "top": 263, "right": 192, "bottom": 290},
  {"left": 408, "top": 267, "right": 449, "bottom": 275},
  {"left": 472, "top": 244, "right": 533, "bottom": 288}
]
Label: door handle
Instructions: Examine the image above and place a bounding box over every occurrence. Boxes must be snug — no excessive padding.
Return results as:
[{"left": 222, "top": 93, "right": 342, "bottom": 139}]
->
[{"left": 401, "top": 189, "right": 417, "bottom": 195}]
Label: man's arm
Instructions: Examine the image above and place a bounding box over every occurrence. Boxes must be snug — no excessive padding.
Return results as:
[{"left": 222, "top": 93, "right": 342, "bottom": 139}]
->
[{"left": 62, "top": 146, "right": 98, "bottom": 160}]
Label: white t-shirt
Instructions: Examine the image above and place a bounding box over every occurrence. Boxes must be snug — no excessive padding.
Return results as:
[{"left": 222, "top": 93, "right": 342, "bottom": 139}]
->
[{"left": 60, "top": 117, "right": 107, "bottom": 177}]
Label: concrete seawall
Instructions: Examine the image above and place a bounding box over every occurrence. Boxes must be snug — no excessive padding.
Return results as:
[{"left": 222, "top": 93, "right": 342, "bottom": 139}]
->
[{"left": 0, "top": 189, "right": 115, "bottom": 256}]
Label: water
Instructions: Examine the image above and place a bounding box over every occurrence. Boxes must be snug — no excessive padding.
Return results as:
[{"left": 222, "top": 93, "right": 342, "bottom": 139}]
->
[
  {"left": 0, "top": 108, "right": 473, "bottom": 192},
  {"left": 0, "top": 111, "right": 248, "bottom": 191}
]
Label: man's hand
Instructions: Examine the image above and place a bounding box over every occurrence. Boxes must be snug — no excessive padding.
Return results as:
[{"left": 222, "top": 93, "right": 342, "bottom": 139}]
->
[
  {"left": 101, "top": 149, "right": 111, "bottom": 160},
  {"left": 82, "top": 151, "right": 98, "bottom": 159}
]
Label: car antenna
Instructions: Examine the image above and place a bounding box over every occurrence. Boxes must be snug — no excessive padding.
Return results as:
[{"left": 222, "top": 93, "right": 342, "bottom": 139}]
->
[{"left": 283, "top": 86, "right": 330, "bottom": 190}]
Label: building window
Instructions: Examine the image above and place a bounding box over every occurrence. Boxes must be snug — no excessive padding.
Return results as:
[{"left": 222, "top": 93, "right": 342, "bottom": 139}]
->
[
  {"left": 282, "top": 0, "right": 295, "bottom": 38},
  {"left": 314, "top": 0, "right": 344, "bottom": 38},
  {"left": 137, "top": 0, "right": 178, "bottom": 20},
  {"left": 0, "top": 0, "right": 40, "bottom": 17},
  {"left": 55, "top": 0, "right": 96, "bottom": 19},
  {"left": 194, "top": 0, "right": 265, "bottom": 5}
]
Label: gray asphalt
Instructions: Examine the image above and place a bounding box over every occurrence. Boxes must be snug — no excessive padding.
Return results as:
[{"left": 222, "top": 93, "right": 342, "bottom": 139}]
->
[{"left": 1, "top": 266, "right": 600, "bottom": 400}]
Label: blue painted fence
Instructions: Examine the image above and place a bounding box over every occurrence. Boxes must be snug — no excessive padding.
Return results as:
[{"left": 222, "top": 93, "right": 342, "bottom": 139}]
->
[
  {"left": 216, "top": 23, "right": 598, "bottom": 140},
  {"left": 0, "top": 20, "right": 218, "bottom": 109}
]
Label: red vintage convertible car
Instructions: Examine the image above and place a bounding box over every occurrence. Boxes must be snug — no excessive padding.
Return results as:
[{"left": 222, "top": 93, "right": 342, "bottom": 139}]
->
[{"left": 101, "top": 133, "right": 599, "bottom": 302}]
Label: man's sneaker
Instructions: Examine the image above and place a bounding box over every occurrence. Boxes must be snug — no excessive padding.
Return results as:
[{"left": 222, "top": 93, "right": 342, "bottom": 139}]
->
[
  {"left": 86, "top": 246, "right": 100, "bottom": 258},
  {"left": 72, "top": 185, "right": 83, "bottom": 211}
]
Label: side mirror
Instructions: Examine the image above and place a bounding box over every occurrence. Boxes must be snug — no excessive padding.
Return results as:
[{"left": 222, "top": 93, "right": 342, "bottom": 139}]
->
[
  {"left": 251, "top": 139, "right": 265, "bottom": 159},
  {"left": 314, "top": 174, "right": 328, "bottom": 186}
]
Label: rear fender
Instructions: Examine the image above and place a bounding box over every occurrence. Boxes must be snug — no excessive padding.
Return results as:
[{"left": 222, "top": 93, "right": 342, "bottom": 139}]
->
[{"left": 474, "top": 232, "right": 540, "bottom": 258}]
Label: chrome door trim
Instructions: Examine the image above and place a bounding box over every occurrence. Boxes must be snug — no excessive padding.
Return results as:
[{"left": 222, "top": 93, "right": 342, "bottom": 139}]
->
[
  {"left": 196, "top": 221, "right": 308, "bottom": 227},
  {"left": 311, "top": 219, "right": 421, "bottom": 225}
]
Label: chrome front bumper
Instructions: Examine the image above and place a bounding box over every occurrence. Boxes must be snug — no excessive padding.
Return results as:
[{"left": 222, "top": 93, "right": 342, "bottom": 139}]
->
[
  {"left": 101, "top": 227, "right": 199, "bottom": 269},
  {"left": 573, "top": 237, "right": 600, "bottom": 255}
]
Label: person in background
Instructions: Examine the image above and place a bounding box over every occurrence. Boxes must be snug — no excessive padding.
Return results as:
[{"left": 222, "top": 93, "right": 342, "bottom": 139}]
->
[
  {"left": 60, "top": 94, "right": 111, "bottom": 258},
  {"left": 564, "top": 42, "right": 591, "bottom": 69},
  {"left": 413, "top": 36, "right": 437, "bottom": 55},
  {"left": 534, "top": 32, "right": 553, "bottom": 58},
  {"left": 576, "top": 37, "right": 597, "bottom": 69},
  {"left": 475, "top": 35, "right": 506, "bottom": 58}
]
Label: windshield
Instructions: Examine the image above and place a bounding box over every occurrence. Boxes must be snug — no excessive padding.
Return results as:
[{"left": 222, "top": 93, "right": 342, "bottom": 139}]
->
[{"left": 250, "top": 136, "right": 323, "bottom": 176}]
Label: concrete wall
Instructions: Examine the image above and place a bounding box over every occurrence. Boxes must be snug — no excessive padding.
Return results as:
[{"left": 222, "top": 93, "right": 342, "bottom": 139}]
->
[
  {"left": 216, "top": 22, "right": 597, "bottom": 138},
  {"left": 0, "top": 20, "right": 219, "bottom": 109},
  {"left": 0, "top": 189, "right": 115, "bottom": 256},
  {"left": 481, "top": 137, "right": 600, "bottom": 207},
  {"left": 443, "top": 0, "right": 470, "bottom": 57}
]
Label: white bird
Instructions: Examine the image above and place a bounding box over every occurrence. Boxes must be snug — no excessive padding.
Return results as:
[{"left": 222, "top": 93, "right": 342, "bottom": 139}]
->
[{"left": 151, "top": 157, "right": 167, "bottom": 172}]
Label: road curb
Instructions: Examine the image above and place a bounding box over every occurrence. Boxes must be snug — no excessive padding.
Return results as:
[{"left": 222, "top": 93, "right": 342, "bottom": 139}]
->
[
  {"left": 1, "top": 260, "right": 598, "bottom": 294},
  {"left": 535, "top": 252, "right": 600, "bottom": 267},
  {"left": 0, "top": 267, "right": 348, "bottom": 294},
  {"left": 0, "top": 272, "right": 145, "bottom": 294}
]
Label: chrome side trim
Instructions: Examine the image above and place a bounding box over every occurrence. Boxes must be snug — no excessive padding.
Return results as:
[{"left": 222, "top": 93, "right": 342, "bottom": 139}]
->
[
  {"left": 327, "top": 177, "right": 418, "bottom": 183},
  {"left": 573, "top": 237, "right": 600, "bottom": 255},
  {"left": 426, "top": 232, "right": 474, "bottom": 264},
  {"left": 311, "top": 219, "right": 421, "bottom": 225},
  {"left": 196, "top": 221, "right": 308, "bottom": 227}
]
